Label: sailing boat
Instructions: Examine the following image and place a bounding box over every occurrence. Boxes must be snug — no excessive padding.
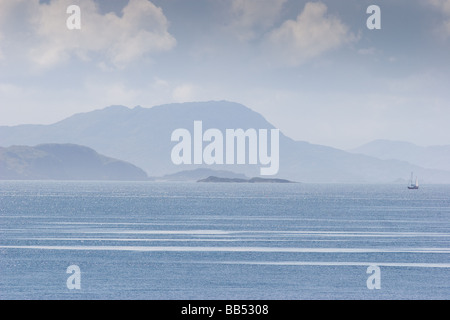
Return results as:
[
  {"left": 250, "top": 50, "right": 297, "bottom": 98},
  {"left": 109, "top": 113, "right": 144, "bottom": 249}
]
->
[{"left": 407, "top": 172, "right": 419, "bottom": 189}]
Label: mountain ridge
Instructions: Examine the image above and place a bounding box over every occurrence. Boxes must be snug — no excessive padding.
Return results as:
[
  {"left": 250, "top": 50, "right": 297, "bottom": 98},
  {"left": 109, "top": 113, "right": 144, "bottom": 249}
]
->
[
  {"left": 350, "top": 139, "right": 450, "bottom": 172},
  {"left": 0, "top": 143, "right": 149, "bottom": 181},
  {"left": 1, "top": 101, "right": 450, "bottom": 183}
]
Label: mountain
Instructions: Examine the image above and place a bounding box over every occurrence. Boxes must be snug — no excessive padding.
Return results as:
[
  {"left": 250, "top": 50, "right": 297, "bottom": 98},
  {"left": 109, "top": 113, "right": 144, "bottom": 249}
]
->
[
  {"left": 349, "top": 140, "right": 450, "bottom": 172},
  {"left": 0, "top": 143, "right": 149, "bottom": 180},
  {"left": 1, "top": 101, "right": 450, "bottom": 183},
  {"left": 157, "top": 168, "right": 248, "bottom": 181}
]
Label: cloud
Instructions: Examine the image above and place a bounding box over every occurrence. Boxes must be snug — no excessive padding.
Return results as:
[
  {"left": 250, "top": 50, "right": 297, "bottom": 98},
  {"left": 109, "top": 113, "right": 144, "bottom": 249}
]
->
[
  {"left": 357, "top": 47, "right": 377, "bottom": 55},
  {"left": 0, "top": 0, "right": 176, "bottom": 68},
  {"left": 427, "top": 0, "right": 450, "bottom": 37},
  {"left": 172, "top": 84, "right": 197, "bottom": 103},
  {"left": 264, "top": 2, "right": 356, "bottom": 66},
  {"left": 428, "top": 0, "right": 450, "bottom": 13},
  {"left": 0, "top": 83, "right": 24, "bottom": 96},
  {"left": 230, "top": 0, "right": 287, "bottom": 40}
]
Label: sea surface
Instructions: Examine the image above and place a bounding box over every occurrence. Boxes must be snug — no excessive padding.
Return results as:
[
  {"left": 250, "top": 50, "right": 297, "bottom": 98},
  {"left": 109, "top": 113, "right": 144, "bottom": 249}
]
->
[{"left": 0, "top": 181, "right": 449, "bottom": 300}]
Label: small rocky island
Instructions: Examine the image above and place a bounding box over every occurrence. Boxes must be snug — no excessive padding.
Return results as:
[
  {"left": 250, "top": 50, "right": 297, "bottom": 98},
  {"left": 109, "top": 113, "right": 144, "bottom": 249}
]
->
[{"left": 197, "top": 176, "right": 295, "bottom": 183}]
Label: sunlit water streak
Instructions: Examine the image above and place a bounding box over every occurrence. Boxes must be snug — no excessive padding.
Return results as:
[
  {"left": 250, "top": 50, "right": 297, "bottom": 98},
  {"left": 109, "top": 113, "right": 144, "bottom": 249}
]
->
[{"left": 0, "top": 181, "right": 449, "bottom": 299}]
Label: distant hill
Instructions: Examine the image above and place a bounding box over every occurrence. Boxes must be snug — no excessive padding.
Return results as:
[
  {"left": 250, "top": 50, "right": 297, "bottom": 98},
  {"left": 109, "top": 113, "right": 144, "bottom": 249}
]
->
[
  {"left": 0, "top": 144, "right": 149, "bottom": 181},
  {"left": 198, "top": 176, "right": 294, "bottom": 183},
  {"left": 1, "top": 101, "right": 450, "bottom": 183},
  {"left": 157, "top": 168, "right": 248, "bottom": 181},
  {"left": 349, "top": 140, "right": 450, "bottom": 172}
]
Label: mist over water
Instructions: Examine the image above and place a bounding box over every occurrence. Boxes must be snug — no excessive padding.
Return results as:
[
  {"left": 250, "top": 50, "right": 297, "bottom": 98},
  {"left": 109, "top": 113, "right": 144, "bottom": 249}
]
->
[{"left": 0, "top": 181, "right": 449, "bottom": 299}]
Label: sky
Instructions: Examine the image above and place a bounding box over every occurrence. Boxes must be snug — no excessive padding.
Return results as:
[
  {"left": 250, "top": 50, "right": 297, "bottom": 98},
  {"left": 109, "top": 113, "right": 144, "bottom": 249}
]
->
[{"left": 0, "top": 0, "right": 449, "bottom": 149}]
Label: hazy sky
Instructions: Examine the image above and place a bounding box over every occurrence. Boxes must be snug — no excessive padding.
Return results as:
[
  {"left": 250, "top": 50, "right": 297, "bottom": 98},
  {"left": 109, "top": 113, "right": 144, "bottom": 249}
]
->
[{"left": 0, "top": 0, "right": 449, "bottom": 149}]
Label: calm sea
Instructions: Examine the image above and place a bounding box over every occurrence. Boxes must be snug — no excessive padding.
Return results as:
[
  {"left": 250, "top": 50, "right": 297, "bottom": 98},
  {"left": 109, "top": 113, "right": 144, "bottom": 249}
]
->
[{"left": 0, "top": 181, "right": 449, "bottom": 300}]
